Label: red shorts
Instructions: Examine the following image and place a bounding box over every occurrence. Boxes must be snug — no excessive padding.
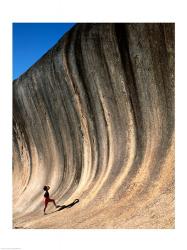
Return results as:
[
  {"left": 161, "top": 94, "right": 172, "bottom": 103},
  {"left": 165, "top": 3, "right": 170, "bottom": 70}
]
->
[{"left": 44, "top": 197, "right": 54, "bottom": 206}]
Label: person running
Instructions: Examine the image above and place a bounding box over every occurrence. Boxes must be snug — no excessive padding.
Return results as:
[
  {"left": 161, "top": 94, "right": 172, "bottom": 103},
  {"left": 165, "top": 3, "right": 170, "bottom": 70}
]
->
[{"left": 43, "top": 185, "right": 58, "bottom": 215}]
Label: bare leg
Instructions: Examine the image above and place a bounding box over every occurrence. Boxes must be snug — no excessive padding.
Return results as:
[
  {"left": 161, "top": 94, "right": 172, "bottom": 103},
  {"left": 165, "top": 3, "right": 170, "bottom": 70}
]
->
[
  {"left": 49, "top": 198, "right": 57, "bottom": 208},
  {"left": 52, "top": 199, "right": 57, "bottom": 208},
  {"left": 44, "top": 200, "right": 48, "bottom": 215}
]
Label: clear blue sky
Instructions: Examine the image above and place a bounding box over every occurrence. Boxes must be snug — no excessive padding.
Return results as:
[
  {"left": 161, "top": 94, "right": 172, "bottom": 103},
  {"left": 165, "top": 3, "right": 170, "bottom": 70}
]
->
[{"left": 13, "top": 23, "right": 76, "bottom": 80}]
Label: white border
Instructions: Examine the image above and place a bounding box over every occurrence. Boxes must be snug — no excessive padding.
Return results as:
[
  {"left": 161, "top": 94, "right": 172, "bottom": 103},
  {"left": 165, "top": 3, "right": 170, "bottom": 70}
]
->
[{"left": 0, "top": 0, "right": 186, "bottom": 250}]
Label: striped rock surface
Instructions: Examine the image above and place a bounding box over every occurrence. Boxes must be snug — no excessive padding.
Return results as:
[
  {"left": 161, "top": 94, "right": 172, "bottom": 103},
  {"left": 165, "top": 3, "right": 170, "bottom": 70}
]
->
[{"left": 13, "top": 23, "right": 175, "bottom": 228}]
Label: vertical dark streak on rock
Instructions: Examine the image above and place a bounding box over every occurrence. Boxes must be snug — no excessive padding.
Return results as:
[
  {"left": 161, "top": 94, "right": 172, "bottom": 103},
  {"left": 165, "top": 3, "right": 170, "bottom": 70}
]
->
[
  {"left": 145, "top": 24, "right": 174, "bottom": 181},
  {"left": 115, "top": 24, "right": 144, "bottom": 180},
  {"left": 73, "top": 24, "right": 102, "bottom": 179}
]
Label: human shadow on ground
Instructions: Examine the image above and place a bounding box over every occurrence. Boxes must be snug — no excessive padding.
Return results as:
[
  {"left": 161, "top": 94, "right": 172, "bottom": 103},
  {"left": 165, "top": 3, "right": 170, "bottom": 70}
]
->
[{"left": 47, "top": 199, "right": 79, "bottom": 214}]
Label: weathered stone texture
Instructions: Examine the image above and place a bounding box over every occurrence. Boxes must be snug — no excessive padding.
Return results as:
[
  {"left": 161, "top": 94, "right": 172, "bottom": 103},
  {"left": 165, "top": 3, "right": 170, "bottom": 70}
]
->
[{"left": 13, "top": 23, "right": 175, "bottom": 228}]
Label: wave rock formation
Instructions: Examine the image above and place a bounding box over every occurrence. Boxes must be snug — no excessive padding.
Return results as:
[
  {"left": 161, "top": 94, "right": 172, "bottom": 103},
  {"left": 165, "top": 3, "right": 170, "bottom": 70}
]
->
[{"left": 13, "top": 23, "right": 175, "bottom": 229}]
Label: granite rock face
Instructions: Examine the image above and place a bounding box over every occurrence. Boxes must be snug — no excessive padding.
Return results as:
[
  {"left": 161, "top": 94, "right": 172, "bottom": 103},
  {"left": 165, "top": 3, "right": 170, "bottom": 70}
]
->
[{"left": 13, "top": 23, "right": 175, "bottom": 228}]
